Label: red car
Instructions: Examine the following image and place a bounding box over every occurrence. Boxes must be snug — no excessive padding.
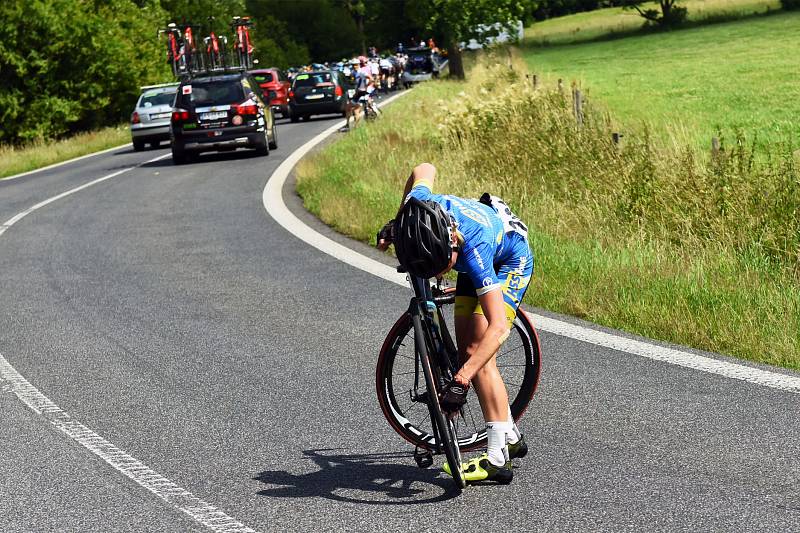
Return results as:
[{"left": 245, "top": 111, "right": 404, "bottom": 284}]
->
[{"left": 249, "top": 68, "right": 291, "bottom": 118}]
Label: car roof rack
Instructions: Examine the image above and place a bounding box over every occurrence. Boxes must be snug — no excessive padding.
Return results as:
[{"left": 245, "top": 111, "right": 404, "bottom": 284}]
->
[{"left": 140, "top": 82, "right": 181, "bottom": 90}]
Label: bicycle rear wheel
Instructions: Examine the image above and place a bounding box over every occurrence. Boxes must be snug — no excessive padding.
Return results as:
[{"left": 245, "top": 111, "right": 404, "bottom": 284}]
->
[
  {"left": 412, "top": 313, "right": 465, "bottom": 490},
  {"left": 377, "top": 308, "right": 541, "bottom": 452}
]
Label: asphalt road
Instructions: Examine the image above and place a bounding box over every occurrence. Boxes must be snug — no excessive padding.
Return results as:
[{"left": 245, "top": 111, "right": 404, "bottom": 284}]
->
[{"left": 1, "top": 108, "right": 799, "bottom": 532}]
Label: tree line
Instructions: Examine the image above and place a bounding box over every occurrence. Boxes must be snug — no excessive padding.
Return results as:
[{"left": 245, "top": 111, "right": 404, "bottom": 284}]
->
[{"left": 3, "top": 0, "right": 737, "bottom": 145}]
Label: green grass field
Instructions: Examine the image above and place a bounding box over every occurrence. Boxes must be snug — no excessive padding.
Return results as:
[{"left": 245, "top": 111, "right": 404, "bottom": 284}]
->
[{"left": 523, "top": 4, "right": 799, "bottom": 148}]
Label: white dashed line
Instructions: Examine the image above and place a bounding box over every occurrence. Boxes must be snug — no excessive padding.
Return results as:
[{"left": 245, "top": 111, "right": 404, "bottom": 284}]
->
[{"left": 262, "top": 91, "right": 800, "bottom": 396}]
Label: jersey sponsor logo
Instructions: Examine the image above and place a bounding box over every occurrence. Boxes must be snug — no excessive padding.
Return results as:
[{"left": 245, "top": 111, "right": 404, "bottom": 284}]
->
[
  {"left": 482, "top": 276, "right": 494, "bottom": 287},
  {"left": 459, "top": 207, "right": 490, "bottom": 228},
  {"left": 472, "top": 248, "right": 485, "bottom": 270}
]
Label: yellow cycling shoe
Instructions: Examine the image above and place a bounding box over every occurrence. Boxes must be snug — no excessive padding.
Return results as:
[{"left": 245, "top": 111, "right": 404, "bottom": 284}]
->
[{"left": 443, "top": 453, "right": 513, "bottom": 484}]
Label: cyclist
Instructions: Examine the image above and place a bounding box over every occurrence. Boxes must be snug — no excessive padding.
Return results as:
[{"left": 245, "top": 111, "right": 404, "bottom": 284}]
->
[{"left": 377, "top": 163, "right": 533, "bottom": 484}]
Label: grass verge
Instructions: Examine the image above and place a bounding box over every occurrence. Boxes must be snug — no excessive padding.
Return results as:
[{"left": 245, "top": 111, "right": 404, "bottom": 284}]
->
[
  {"left": 0, "top": 125, "right": 130, "bottom": 180},
  {"left": 297, "top": 53, "right": 799, "bottom": 370}
]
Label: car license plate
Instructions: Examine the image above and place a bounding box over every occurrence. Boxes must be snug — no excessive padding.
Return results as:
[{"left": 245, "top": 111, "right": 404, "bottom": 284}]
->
[
  {"left": 200, "top": 111, "right": 228, "bottom": 120},
  {"left": 150, "top": 112, "right": 172, "bottom": 119},
  {"left": 305, "top": 94, "right": 324, "bottom": 100},
  {"left": 207, "top": 130, "right": 223, "bottom": 137}
]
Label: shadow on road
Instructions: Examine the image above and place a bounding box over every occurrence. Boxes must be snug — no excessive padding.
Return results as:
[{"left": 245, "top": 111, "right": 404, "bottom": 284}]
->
[{"left": 253, "top": 448, "right": 459, "bottom": 505}]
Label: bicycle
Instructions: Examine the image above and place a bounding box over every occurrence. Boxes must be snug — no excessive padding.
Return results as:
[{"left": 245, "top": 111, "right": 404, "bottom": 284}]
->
[
  {"left": 376, "top": 269, "right": 542, "bottom": 489},
  {"left": 158, "top": 23, "right": 186, "bottom": 77},
  {"left": 231, "top": 16, "right": 255, "bottom": 69},
  {"left": 204, "top": 17, "right": 227, "bottom": 71}
]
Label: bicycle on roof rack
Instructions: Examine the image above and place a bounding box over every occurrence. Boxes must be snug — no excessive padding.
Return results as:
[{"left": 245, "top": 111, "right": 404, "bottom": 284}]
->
[
  {"left": 158, "top": 21, "right": 204, "bottom": 78},
  {"left": 231, "top": 16, "right": 255, "bottom": 70},
  {"left": 204, "top": 16, "right": 228, "bottom": 72}
]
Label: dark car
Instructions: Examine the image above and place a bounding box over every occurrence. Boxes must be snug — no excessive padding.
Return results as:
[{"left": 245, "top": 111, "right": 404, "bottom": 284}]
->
[
  {"left": 288, "top": 70, "right": 351, "bottom": 122},
  {"left": 249, "top": 68, "right": 291, "bottom": 118},
  {"left": 170, "top": 72, "right": 277, "bottom": 164}
]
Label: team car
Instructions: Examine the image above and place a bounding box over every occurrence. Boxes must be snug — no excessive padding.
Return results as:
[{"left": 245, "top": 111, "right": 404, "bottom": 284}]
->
[{"left": 170, "top": 72, "right": 277, "bottom": 164}]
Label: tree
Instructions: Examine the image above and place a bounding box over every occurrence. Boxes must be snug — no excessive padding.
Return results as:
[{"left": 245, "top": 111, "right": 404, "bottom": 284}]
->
[
  {"left": 620, "top": 0, "right": 687, "bottom": 27},
  {"left": 407, "top": 0, "right": 526, "bottom": 79}
]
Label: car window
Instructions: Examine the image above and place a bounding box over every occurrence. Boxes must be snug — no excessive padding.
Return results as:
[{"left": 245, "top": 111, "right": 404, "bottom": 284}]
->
[
  {"left": 251, "top": 72, "right": 274, "bottom": 84},
  {"left": 293, "top": 73, "right": 332, "bottom": 88},
  {"left": 139, "top": 90, "right": 175, "bottom": 108},
  {"left": 181, "top": 80, "right": 245, "bottom": 106}
]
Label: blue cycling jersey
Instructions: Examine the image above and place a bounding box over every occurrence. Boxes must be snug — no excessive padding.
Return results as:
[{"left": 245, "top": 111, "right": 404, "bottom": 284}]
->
[{"left": 407, "top": 182, "right": 531, "bottom": 296}]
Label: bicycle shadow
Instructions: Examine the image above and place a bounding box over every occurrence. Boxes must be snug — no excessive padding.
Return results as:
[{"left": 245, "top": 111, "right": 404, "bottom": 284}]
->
[{"left": 253, "top": 448, "right": 459, "bottom": 505}]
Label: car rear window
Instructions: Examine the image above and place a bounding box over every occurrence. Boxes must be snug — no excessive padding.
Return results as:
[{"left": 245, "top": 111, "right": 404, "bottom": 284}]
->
[
  {"left": 293, "top": 73, "right": 333, "bottom": 88},
  {"left": 139, "top": 91, "right": 175, "bottom": 108},
  {"left": 251, "top": 72, "right": 274, "bottom": 83},
  {"left": 179, "top": 80, "right": 245, "bottom": 107}
]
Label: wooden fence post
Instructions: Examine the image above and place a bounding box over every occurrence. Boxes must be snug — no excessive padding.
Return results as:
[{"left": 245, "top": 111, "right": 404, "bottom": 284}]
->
[
  {"left": 557, "top": 78, "right": 564, "bottom": 95},
  {"left": 573, "top": 88, "right": 583, "bottom": 126},
  {"left": 533, "top": 74, "right": 539, "bottom": 90},
  {"left": 711, "top": 137, "right": 720, "bottom": 159}
]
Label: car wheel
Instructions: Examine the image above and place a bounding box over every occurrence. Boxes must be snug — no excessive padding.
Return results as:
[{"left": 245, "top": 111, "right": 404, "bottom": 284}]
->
[
  {"left": 290, "top": 114, "right": 299, "bottom": 123},
  {"left": 149, "top": 141, "right": 160, "bottom": 149},
  {"left": 301, "top": 115, "right": 310, "bottom": 121},
  {"left": 171, "top": 142, "right": 187, "bottom": 164},
  {"left": 268, "top": 123, "right": 278, "bottom": 150},
  {"left": 133, "top": 139, "right": 145, "bottom": 151},
  {"left": 254, "top": 128, "right": 269, "bottom": 156}
]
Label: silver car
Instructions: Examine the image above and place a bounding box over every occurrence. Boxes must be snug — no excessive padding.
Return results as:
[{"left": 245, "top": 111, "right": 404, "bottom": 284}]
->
[{"left": 130, "top": 83, "right": 179, "bottom": 151}]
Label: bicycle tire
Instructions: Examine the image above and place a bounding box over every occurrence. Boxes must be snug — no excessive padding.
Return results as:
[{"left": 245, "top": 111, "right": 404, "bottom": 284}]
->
[
  {"left": 412, "top": 313, "right": 465, "bottom": 489},
  {"left": 376, "top": 307, "right": 541, "bottom": 452}
]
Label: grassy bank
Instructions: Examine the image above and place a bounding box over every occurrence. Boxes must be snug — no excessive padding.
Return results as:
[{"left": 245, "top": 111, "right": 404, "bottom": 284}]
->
[
  {"left": 297, "top": 54, "right": 799, "bottom": 370},
  {"left": 523, "top": 8, "right": 800, "bottom": 148},
  {"left": 524, "top": 0, "right": 781, "bottom": 45},
  {"left": 0, "top": 125, "right": 130, "bottom": 180}
]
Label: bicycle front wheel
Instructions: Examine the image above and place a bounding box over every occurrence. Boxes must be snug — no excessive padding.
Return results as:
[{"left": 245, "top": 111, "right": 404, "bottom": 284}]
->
[{"left": 376, "top": 308, "right": 541, "bottom": 452}]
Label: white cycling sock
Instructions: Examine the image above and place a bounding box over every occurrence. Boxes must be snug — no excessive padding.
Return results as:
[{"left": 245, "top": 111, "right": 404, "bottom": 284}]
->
[
  {"left": 486, "top": 421, "right": 511, "bottom": 467},
  {"left": 506, "top": 405, "right": 521, "bottom": 444}
]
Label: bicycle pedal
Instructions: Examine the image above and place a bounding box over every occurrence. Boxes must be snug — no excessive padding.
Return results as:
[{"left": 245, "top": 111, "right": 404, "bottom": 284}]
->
[{"left": 413, "top": 447, "right": 433, "bottom": 469}]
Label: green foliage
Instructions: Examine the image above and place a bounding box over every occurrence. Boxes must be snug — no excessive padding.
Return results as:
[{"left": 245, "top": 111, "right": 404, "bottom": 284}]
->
[{"left": 0, "top": 0, "right": 168, "bottom": 144}]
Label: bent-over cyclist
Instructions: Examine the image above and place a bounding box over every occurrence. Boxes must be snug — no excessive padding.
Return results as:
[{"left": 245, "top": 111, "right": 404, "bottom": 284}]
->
[{"left": 377, "top": 163, "right": 534, "bottom": 484}]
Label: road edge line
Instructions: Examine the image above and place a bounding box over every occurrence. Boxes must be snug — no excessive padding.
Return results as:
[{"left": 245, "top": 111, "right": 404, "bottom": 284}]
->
[
  {"left": 1, "top": 142, "right": 133, "bottom": 182},
  {"left": 0, "top": 152, "right": 261, "bottom": 533}
]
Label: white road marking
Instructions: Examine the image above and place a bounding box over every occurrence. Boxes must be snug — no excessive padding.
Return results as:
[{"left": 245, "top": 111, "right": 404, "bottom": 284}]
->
[
  {"left": 1, "top": 142, "right": 133, "bottom": 181},
  {"left": 262, "top": 92, "right": 800, "bottom": 395},
  {"left": 0, "top": 153, "right": 261, "bottom": 533}
]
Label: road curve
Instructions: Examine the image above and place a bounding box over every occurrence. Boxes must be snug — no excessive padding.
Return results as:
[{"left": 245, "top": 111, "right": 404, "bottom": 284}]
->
[{"left": 1, "top": 107, "right": 799, "bottom": 532}]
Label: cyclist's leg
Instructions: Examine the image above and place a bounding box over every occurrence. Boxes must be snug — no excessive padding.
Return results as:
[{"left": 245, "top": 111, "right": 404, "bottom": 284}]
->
[{"left": 454, "top": 275, "right": 509, "bottom": 423}]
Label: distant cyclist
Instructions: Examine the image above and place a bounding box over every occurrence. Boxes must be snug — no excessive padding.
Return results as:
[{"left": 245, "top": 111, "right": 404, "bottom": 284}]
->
[{"left": 377, "top": 163, "right": 533, "bottom": 484}]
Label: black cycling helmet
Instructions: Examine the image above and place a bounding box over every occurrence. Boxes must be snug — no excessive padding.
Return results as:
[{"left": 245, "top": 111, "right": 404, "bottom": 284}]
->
[{"left": 394, "top": 197, "right": 454, "bottom": 278}]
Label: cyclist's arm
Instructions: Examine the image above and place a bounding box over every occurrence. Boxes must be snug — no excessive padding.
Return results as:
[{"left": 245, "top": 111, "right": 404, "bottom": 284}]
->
[{"left": 454, "top": 288, "right": 509, "bottom": 385}]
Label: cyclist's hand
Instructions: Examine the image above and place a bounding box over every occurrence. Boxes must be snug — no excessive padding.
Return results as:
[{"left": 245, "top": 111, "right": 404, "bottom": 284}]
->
[
  {"left": 440, "top": 379, "right": 468, "bottom": 416},
  {"left": 376, "top": 219, "right": 395, "bottom": 251}
]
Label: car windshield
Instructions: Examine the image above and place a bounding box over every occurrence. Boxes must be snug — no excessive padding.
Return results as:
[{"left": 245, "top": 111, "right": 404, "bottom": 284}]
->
[
  {"left": 139, "top": 91, "right": 175, "bottom": 108},
  {"left": 182, "top": 80, "right": 245, "bottom": 106},
  {"left": 293, "top": 72, "right": 333, "bottom": 88},
  {"left": 251, "top": 72, "right": 274, "bottom": 83}
]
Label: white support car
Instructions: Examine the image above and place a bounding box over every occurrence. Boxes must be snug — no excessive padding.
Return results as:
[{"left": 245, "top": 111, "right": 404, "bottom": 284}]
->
[{"left": 130, "top": 83, "right": 179, "bottom": 151}]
